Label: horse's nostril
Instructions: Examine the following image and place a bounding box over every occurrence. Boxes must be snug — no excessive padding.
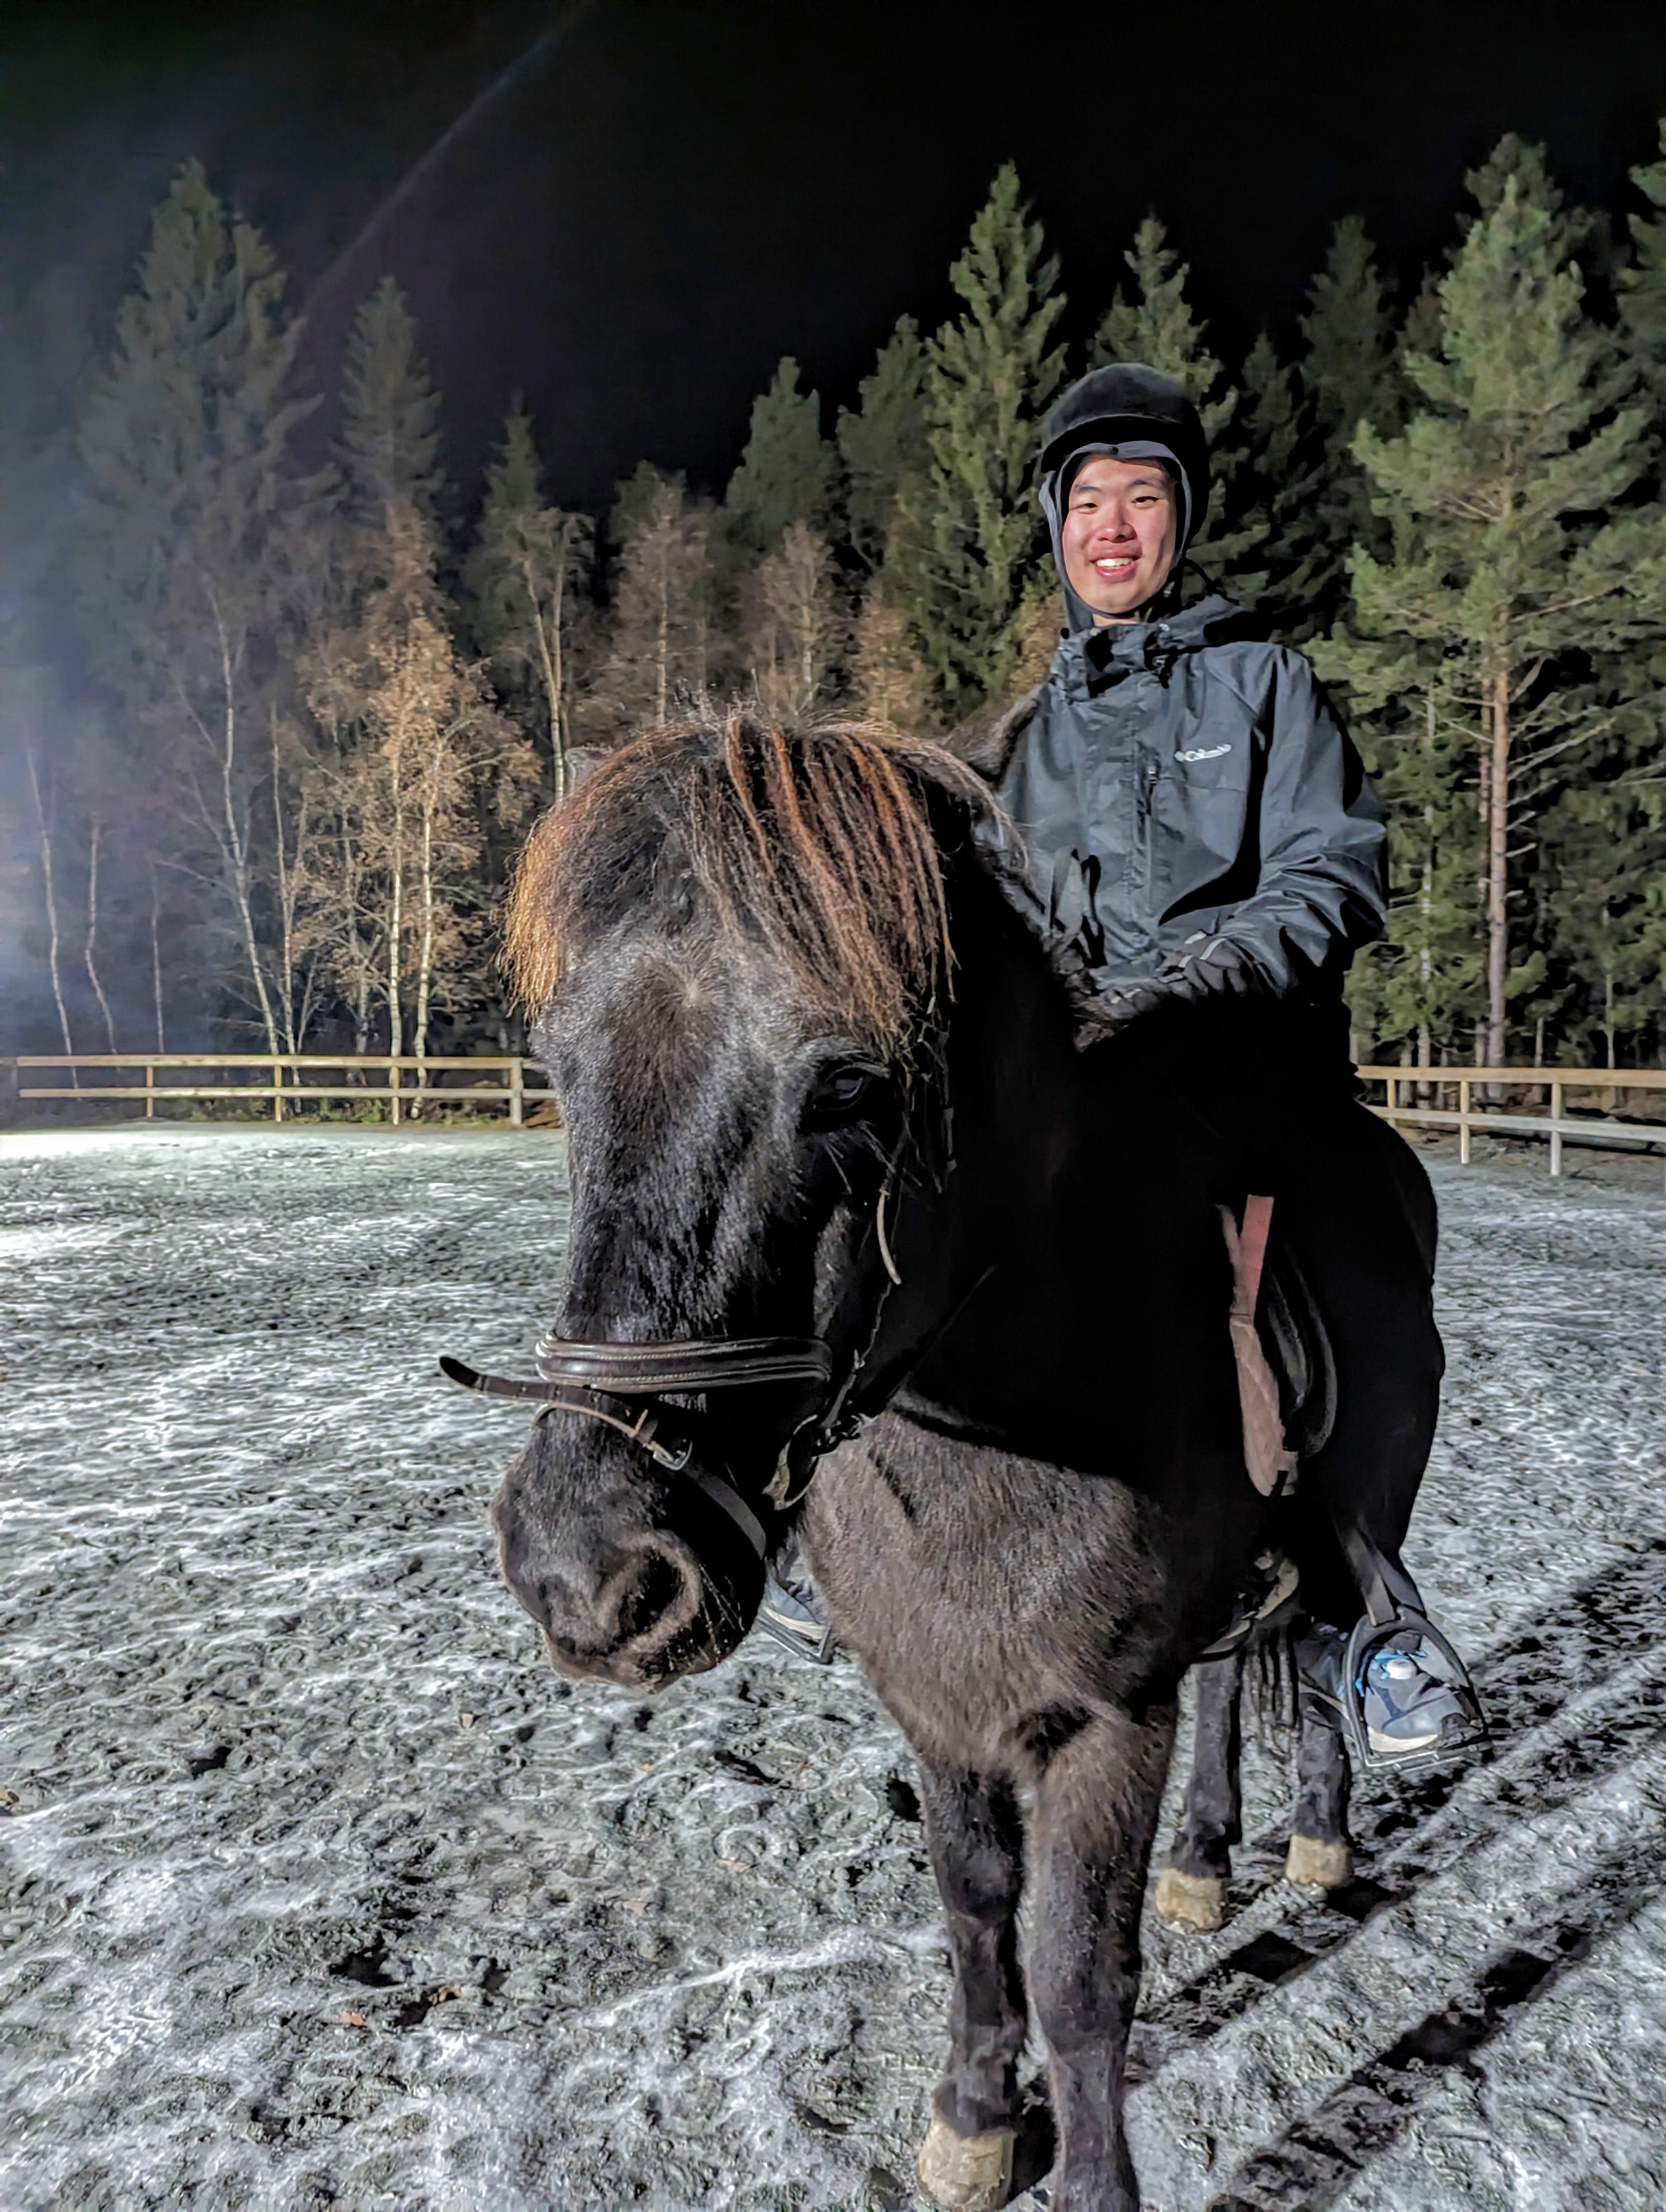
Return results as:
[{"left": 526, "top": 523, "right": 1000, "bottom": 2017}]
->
[
  {"left": 616, "top": 1548, "right": 688, "bottom": 1643},
  {"left": 603, "top": 1540, "right": 700, "bottom": 1658}
]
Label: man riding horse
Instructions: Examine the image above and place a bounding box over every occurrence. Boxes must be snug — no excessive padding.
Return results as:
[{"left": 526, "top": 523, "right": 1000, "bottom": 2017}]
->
[{"left": 981, "top": 361, "right": 1484, "bottom": 1769}]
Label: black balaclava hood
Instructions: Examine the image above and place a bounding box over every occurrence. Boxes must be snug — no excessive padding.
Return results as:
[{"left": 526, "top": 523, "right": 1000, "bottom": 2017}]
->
[{"left": 1037, "top": 363, "right": 1210, "bottom": 634}]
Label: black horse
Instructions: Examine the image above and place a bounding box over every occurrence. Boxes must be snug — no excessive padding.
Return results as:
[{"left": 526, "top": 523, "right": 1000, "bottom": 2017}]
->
[{"left": 471, "top": 710, "right": 1394, "bottom": 2212}]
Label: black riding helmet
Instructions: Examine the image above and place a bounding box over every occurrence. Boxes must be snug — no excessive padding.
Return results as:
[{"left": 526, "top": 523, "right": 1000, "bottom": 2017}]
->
[{"left": 1037, "top": 363, "right": 1210, "bottom": 633}]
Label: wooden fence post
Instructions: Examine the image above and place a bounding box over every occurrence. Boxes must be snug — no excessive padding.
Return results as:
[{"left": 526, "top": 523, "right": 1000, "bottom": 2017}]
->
[
  {"left": 146, "top": 1063, "right": 156, "bottom": 1120},
  {"left": 509, "top": 1058, "right": 524, "bottom": 1127},
  {"left": 273, "top": 1060, "right": 284, "bottom": 1124},
  {"left": 389, "top": 1060, "right": 401, "bottom": 1126},
  {"left": 1550, "top": 1082, "right": 1563, "bottom": 1178},
  {"left": 1459, "top": 1078, "right": 1471, "bottom": 1166}
]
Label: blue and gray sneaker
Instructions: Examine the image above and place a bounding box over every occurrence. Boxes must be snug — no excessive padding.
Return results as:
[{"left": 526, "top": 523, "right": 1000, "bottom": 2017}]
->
[{"left": 1300, "top": 1613, "right": 1487, "bottom": 1772}]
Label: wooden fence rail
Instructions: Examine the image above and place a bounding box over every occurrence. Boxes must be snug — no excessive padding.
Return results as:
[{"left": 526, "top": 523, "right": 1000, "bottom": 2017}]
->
[
  {"left": 1358, "top": 1064, "right": 1666, "bottom": 1176},
  {"left": 4, "top": 1054, "right": 1664, "bottom": 1168},
  {"left": 0, "top": 1053, "right": 554, "bottom": 1127}
]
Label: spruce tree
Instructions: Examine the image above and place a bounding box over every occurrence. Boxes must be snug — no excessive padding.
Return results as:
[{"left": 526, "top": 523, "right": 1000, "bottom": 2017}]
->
[
  {"left": 1318, "top": 138, "right": 1666, "bottom": 1066},
  {"left": 1229, "top": 330, "right": 1329, "bottom": 627},
  {"left": 724, "top": 357, "right": 838, "bottom": 554},
  {"left": 1533, "top": 756, "right": 1666, "bottom": 1066},
  {"left": 1092, "top": 216, "right": 1259, "bottom": 592},
  {"left": 887, "top": 164, "right": 1067, "bottom": 716},
  {"left": 836, "top": 315, "right": 931, "bottom": 569},
  {"left": 1298, "top": 217, "right": 1399, "bottom": 619},
  {"left": 1619, "top": 118, "right": 1666, "bottom": 407},
  {"left": 78, "top": 161, "right": 316, "bottom": 1052},
  {"left": 466, "top": 404, "right": 592, "bottom": 800},
  {"left": 339, "top": 275, "right": 444, "bottom": 533},
  {"left": 1301, "top": 217, "right": 1399, "bottom": 460},
  {"left": 1095, "top": 215, "right": 1232, "bottom": 436}
]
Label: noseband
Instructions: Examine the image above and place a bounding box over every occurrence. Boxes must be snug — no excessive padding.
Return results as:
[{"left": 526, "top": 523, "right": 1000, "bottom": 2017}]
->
[{"left": 439, "top": 1330, "right": 841, "bottom": 1561}]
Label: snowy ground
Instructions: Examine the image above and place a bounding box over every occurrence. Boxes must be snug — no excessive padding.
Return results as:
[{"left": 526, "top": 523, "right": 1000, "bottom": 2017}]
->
[{"left": 1, "top": 1123, "right": 1663, "bottom": 2212}]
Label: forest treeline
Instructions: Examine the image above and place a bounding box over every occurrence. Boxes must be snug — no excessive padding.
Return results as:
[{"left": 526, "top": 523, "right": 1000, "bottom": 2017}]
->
[{"left": 5, "top": 125, "right": 1666, "bottom": 1071}]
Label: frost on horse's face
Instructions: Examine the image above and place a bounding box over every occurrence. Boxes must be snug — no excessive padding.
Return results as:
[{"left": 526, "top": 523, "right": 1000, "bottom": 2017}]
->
[{"left": 490, "top": 923, "right": 901, "bottom": 1689}]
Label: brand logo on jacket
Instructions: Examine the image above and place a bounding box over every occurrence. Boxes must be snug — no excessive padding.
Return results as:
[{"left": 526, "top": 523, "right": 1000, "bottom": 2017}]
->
[{"left": 1175, "top": 744, "right": 1231, "bottom": 762}]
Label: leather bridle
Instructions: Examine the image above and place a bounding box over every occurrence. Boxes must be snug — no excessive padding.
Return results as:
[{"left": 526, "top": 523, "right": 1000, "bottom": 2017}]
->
[
  {"left": 440, "top": 1021, "right": 955, "bottom": 1564},
  {"left": 439, "top": 1330, "right": 841, "bottom": 1560}
]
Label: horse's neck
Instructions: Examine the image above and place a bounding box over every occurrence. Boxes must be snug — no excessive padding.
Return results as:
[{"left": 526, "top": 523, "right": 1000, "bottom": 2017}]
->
[{"left": 890, "top": 867, "right": 1224, "bottom": 1474}]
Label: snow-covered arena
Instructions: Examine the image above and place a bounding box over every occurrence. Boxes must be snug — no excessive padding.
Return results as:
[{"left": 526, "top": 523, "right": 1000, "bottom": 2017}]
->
[{"left": 2, "top": 1123, "right": 1662, "bottom": 2212}]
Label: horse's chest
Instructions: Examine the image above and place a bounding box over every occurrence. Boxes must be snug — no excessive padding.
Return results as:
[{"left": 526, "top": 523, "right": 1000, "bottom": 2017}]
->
[{"left": 802, "top": 1418, "right": 1172, "bottom": 1777}]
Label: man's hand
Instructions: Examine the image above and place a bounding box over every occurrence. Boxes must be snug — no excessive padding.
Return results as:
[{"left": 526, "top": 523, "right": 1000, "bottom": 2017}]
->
[
  {"left": 1158, "top": 936, "right": 1256, "bottom": 1002},
  {"left": 1074, "top": 975, "right": 1172, "bottom": 1047},
  {"left": 1074, "top": 937, "right": 1258, "bottom": 1050}
]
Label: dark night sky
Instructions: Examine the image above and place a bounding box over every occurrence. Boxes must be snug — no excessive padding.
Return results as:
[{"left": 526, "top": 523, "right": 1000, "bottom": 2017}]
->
[{"left": 7, "top": 0, "right": 1666, "bottom": 510}]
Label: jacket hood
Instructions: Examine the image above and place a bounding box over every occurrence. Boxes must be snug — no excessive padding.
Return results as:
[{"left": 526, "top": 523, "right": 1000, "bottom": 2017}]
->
[{"left": 1037, "top": 363, "right": 1211, "bottom": 634}]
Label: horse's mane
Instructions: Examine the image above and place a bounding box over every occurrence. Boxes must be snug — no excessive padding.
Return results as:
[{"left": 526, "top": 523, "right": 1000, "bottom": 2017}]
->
[{"left": 505, "top": 706, "right": 997, "bottom": 1057}]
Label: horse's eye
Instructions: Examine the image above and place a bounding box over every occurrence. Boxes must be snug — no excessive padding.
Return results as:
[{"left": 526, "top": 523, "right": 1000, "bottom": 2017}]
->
[{"left": 806, "top": 1063, "right": 881, "bottom": 1124}]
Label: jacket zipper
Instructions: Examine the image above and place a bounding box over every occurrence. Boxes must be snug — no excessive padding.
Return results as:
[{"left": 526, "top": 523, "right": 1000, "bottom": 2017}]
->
[{"left": 1136, "top": 757, "right": 1158, "bottom": 896}]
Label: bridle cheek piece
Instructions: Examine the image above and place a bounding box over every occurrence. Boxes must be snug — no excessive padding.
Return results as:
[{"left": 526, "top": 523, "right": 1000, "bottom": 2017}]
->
[{"left": 438, "top": 1332, "right": 840, "bottom": 1560}]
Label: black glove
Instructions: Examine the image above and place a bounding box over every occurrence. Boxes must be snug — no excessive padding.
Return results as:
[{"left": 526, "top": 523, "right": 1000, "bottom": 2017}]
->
[
  {"left": 1074, "top": 974, "right": 1174, "bottom": 1049},
  {"left": 1156, "top": 936, "right": 1258, "bottom": 1003},
  {"left": 1074, "top": 938, "right": 1259, "bottom": 1051}
]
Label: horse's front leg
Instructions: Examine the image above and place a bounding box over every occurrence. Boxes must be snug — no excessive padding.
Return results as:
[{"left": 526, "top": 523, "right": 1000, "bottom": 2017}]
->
[
  {"left": 914, "top": 1759, "right": 1028, "bottom": 2212},
  {"left": 1028, "top": 1702, "right": 1176, "bottom": 2212}
]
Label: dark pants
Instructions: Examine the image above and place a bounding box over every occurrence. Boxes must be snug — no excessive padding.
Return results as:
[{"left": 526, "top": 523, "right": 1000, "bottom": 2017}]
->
[{"left": 1115, "top": 996, "right": 1443, "bottom": 1629}]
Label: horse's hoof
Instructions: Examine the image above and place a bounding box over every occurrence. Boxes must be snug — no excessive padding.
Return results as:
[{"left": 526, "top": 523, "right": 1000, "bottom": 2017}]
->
[
  {"left": 915, "top": 2114, "right": 1016, "bottom": 2211},
  {"left": 1285, "top": 1834, "right": 1352, "bottom": 1888},
  {"left": 1153, "top": 1866, "right": 1227, "bottom": 1933}
]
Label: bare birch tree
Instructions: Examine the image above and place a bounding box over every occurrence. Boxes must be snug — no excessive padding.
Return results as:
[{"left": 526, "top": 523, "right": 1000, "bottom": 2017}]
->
[
  {"left": 581, "top": 466, "right": 714, "bottom": 743},
  {"left": 744, "top": 522, "right": 847, "bottom": 719}
]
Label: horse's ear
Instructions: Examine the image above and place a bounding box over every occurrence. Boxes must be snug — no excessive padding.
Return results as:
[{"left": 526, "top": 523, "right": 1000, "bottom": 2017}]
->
[{"left": 944, "top": 685, "right": 1043, "bottom": 782}]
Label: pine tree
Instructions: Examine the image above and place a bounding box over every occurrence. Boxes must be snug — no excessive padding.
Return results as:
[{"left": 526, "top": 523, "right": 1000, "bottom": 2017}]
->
[
  {"left": 725, "top": 357, "right": 838, "bottom": 554},
  {"left": 1317, "top": 138, "right": 1666, "bottom": 1066},
  {"left": 836, "top": 316, "right": 931, "bottom": 569},
  {"left": 77, "top": 161, "right": 317, "bottom": 1052},
  {"left": 581, "top": 465, "right": 715, "bottom": 741},
  {"left": 466, "top": 405, "right": 592, "bottom": 801},
  {"left": 887, "top": 164, "right": 1067, "bottom": 717}
]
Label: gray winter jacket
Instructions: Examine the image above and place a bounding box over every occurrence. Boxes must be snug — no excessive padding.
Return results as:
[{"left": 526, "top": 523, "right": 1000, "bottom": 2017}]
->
[{"left": 980, "top": 596, "right": 1387, "bottom": 1012}]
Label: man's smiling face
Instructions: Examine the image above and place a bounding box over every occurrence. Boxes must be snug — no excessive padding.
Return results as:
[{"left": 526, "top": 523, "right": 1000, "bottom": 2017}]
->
[{"left": 1059, "top": 454, "right": 1180, "bottom": 623}]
